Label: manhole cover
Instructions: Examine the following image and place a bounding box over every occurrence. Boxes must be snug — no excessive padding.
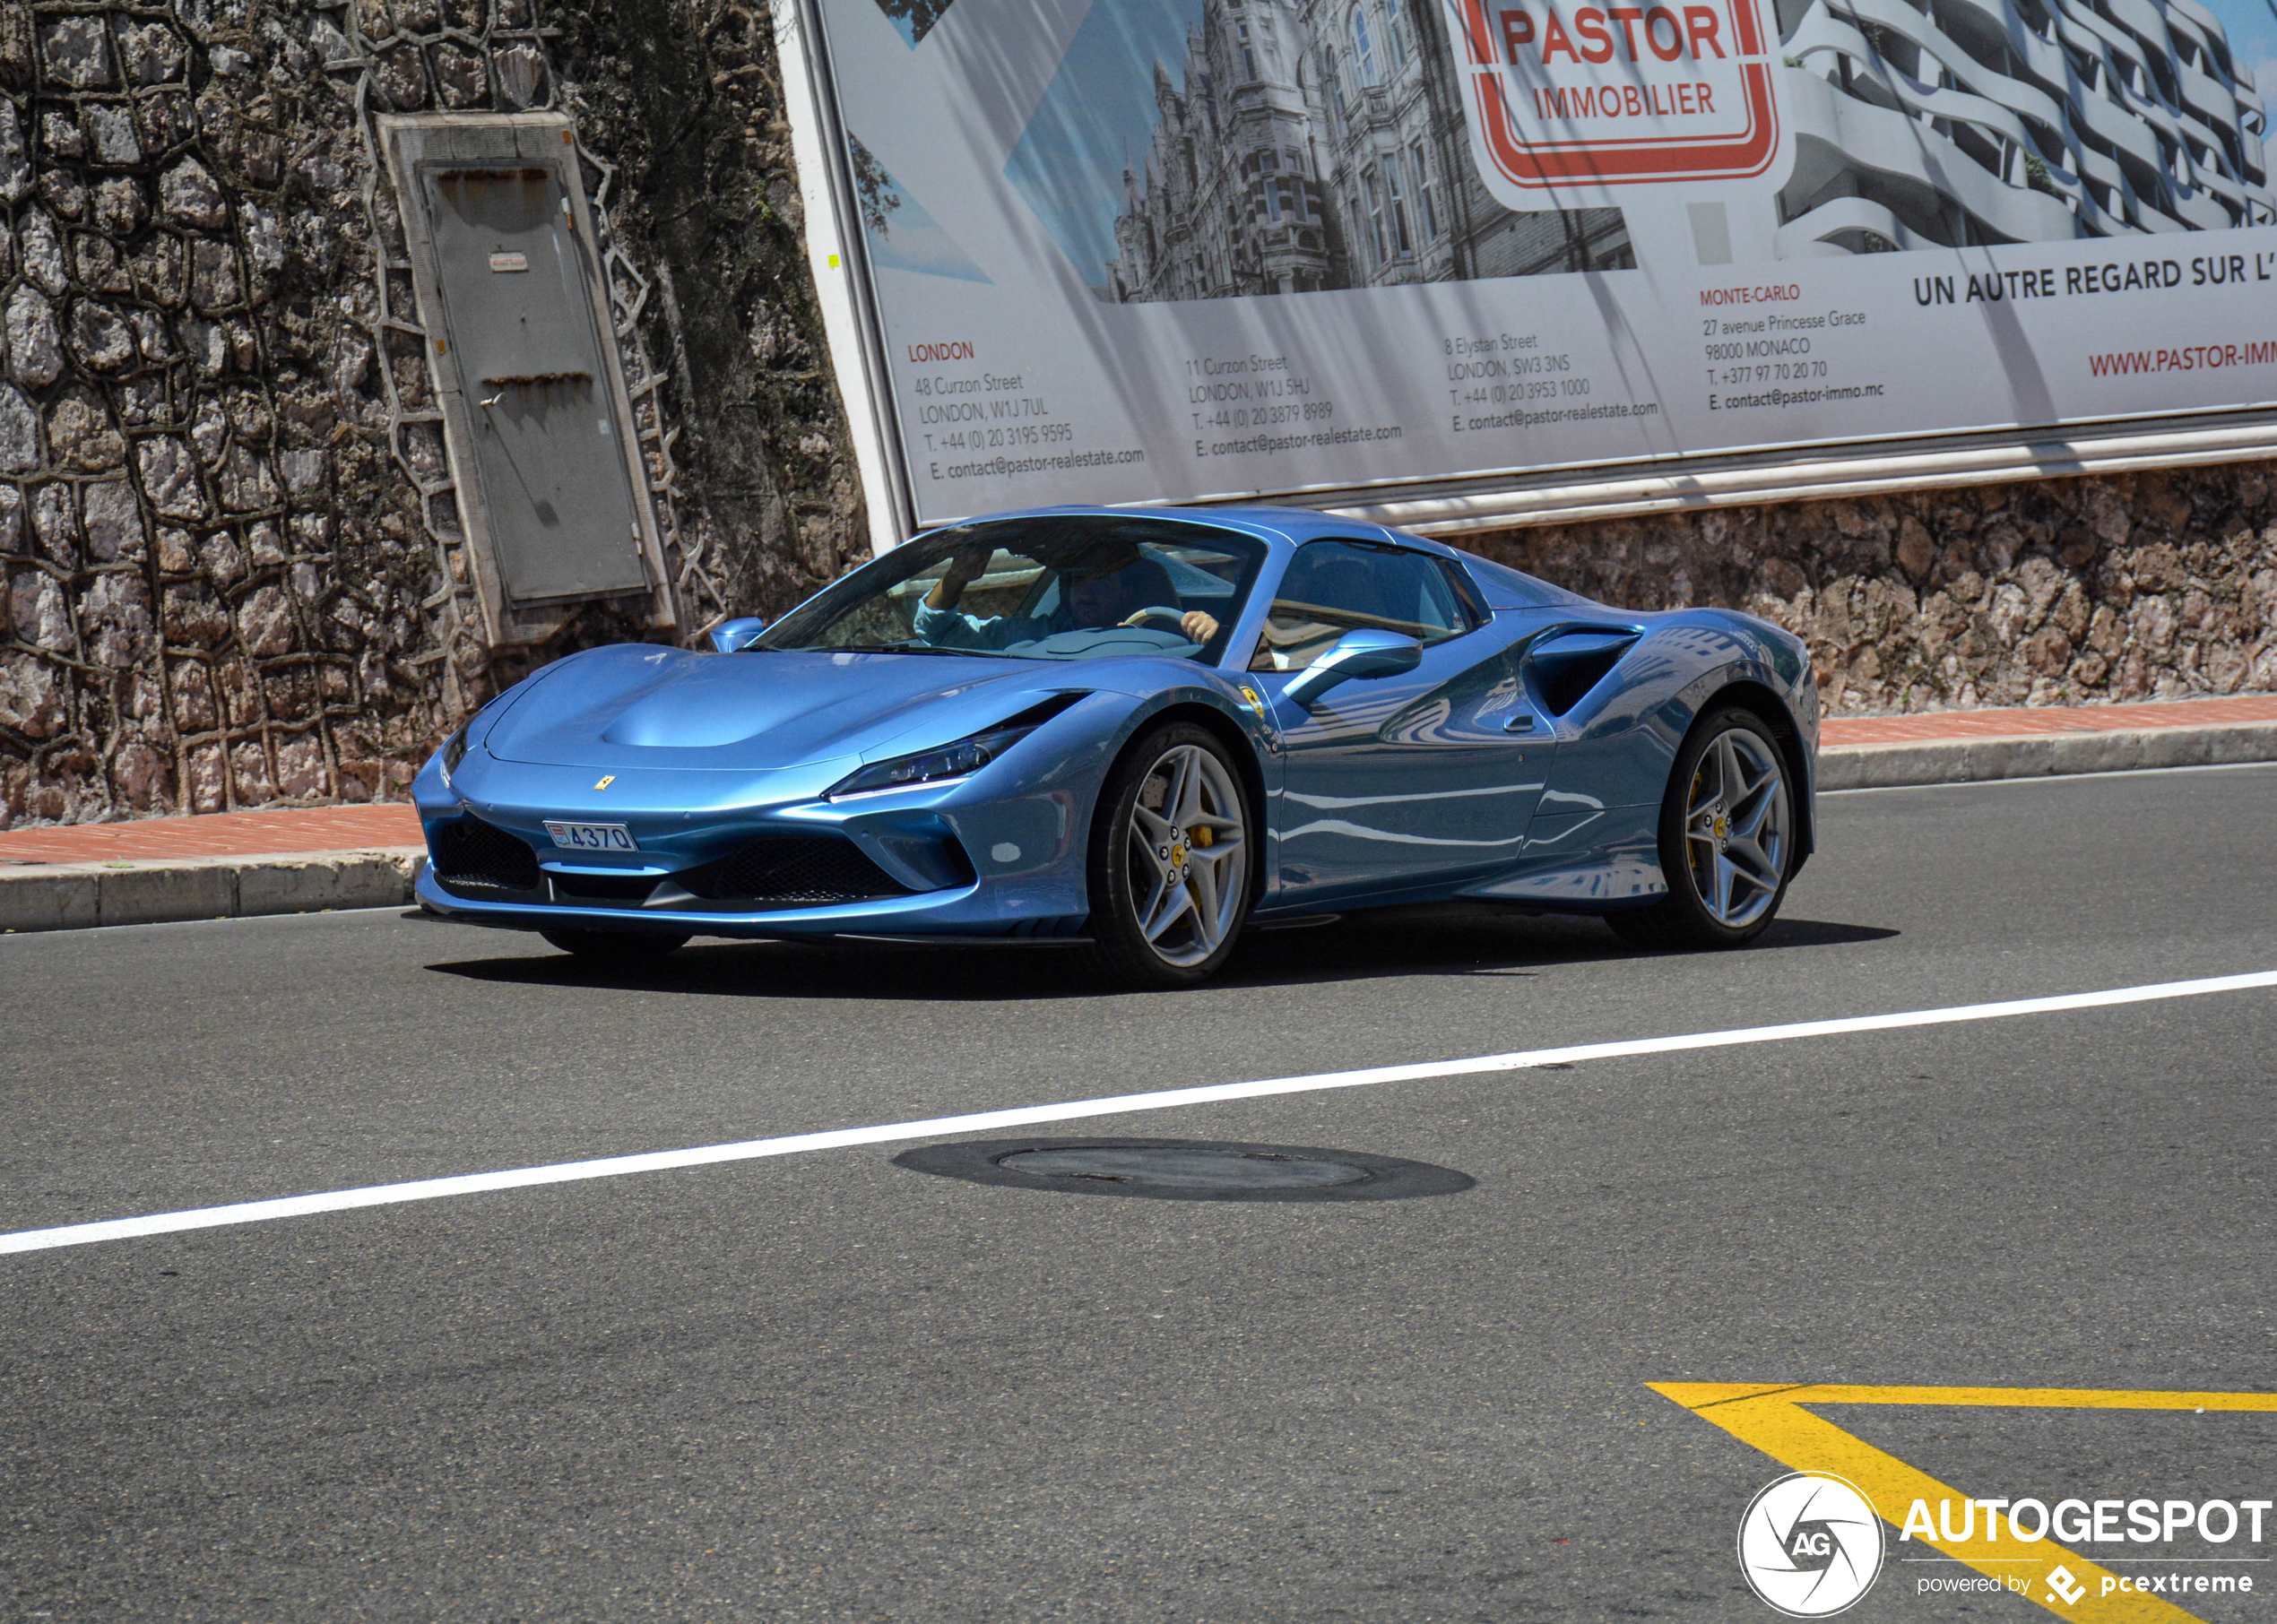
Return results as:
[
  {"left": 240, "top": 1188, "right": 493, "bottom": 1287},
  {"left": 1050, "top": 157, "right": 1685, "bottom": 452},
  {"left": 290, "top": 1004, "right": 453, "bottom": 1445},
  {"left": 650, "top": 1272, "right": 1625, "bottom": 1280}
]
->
[{"left": 891, "top": 1138, "right": 1475, "bottom": 1202}]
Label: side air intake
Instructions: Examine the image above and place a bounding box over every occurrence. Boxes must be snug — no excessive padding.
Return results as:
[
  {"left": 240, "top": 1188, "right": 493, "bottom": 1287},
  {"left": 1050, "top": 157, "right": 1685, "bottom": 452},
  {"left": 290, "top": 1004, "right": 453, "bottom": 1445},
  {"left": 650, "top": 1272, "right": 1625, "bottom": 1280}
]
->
[{"left": 1528, "top": 631, "right": 1639, "bottom": 716}]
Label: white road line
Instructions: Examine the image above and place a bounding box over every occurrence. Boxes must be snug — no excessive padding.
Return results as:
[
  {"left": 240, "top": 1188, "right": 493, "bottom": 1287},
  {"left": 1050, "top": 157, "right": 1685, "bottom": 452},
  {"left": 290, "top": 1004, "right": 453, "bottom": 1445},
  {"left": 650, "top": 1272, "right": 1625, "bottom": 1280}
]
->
[{"left": 5, "top": 969, "right": 2274, "bottom": 1257}]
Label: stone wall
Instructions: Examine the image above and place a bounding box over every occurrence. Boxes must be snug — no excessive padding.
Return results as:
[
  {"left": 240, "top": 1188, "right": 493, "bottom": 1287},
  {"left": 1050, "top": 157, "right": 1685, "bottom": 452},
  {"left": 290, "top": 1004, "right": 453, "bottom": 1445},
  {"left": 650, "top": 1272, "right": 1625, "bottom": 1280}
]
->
[
  {"left": 0, "top": 0, "right": 863, "bottom": 827},
  {"left": 6, "top": 0, "right": 2274, "bottom": 830},
  {"left": 545, "top": 0, "right": 867, "bottom": 625},
  {"left": 1462, "top": 462, "right": 2277, "bottom": 715}
]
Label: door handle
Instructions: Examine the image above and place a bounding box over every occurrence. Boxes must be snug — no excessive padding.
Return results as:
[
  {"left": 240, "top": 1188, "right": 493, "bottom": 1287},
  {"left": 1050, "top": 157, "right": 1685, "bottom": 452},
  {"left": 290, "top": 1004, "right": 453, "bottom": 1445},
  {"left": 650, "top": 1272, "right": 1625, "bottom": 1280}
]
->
[{"left": 1504, "top": 713, "right": 1536, "bottom": 733}]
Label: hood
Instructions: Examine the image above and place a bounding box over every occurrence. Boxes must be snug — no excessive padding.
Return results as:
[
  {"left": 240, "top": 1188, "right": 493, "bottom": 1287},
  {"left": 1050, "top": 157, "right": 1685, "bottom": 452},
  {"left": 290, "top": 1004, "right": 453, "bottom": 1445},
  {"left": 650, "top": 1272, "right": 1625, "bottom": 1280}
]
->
[{"left": 481, "top": 644, "right": 1066, "bottom": 770}]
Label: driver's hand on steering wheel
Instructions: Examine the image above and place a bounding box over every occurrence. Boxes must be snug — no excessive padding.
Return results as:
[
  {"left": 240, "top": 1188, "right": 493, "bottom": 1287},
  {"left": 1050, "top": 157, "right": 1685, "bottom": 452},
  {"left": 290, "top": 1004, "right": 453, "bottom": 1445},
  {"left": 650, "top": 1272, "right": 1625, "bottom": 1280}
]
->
[{"left": 1121, "top": 609, "right": 1221, "bottom": 643}]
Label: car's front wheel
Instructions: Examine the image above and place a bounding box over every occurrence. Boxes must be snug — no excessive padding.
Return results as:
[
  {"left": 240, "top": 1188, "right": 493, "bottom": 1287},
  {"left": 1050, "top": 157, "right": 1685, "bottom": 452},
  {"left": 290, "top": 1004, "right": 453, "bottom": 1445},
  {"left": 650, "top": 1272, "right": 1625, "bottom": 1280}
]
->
[
  {"left": 540, "top": 928, "right": 691, "bottom": 963},
  {"left": 1087, "top": 722, "right": 1255, "bottom": 989},
  {"left": 1606, "top": 706, "right": 1796, "bottom": 949}
]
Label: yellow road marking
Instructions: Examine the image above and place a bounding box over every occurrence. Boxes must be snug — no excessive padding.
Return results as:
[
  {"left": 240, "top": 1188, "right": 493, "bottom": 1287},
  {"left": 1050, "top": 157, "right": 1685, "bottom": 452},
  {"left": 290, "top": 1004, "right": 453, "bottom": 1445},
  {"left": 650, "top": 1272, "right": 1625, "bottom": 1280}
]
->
[{"left": 1650, "top": 1383, "right": 2277, "bottom": 1622}]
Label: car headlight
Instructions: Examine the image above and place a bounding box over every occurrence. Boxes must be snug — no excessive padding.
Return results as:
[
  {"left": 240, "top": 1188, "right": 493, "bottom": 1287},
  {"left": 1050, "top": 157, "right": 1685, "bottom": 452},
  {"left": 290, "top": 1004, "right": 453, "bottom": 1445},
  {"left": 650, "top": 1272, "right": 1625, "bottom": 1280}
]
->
[
  {"left": 439, "top": 726, "right": 469, "bottom": 789},
  {"left": 827, "top": 695, "right": 1084, "bottom": 800}
]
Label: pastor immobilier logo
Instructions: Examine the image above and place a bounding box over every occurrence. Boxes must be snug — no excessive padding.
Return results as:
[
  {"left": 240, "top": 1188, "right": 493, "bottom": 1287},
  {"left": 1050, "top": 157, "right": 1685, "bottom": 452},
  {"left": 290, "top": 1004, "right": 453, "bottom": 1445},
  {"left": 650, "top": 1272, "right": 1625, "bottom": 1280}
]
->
[{"left": 1439, "top": 0, "right": 1779, "bottom": 193}]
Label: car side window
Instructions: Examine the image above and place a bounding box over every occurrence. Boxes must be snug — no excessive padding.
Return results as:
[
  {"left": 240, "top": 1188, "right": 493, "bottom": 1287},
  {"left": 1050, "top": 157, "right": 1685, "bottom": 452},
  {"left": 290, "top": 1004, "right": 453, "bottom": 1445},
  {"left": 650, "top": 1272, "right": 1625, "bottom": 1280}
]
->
[
  {"left": 1435, "top": 557, "right": 1490, "bottom": 626},
  {"left": 1250, "top": 540, "right": 1472, "bottom": 672}
]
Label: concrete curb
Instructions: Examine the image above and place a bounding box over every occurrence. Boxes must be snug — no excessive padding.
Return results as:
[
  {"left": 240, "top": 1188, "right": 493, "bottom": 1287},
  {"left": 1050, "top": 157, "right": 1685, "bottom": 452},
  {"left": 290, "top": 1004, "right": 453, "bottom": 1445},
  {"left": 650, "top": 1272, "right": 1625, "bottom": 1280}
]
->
[
  {"left": 1818, "top": 721, "right": 2277, "bottom": 790},
  {"left": 0, "top": 849, "right": 426, "bottom": 935}
]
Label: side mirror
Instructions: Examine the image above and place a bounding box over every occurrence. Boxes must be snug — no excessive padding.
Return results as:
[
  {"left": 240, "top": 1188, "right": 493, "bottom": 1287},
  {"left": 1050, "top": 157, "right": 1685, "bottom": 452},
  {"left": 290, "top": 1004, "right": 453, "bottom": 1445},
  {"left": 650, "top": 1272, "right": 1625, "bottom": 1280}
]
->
[
  {"left": 1283, "top": 627, "right": 1424, "bottom": 708},
  {"left": 708, "top": 616, "right": 767, "bottom": 653}
]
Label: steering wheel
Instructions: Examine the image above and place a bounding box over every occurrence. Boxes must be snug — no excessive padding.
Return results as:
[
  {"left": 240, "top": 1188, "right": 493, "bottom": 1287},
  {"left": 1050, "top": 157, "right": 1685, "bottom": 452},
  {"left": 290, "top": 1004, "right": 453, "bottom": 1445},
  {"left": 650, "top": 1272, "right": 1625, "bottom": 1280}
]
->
[
  {"left": 1127, "top": 606, "right": 1188, "bottom": 629},
  {"left": 1011, "top": 625, "right": 1193, "bottom": 657}
]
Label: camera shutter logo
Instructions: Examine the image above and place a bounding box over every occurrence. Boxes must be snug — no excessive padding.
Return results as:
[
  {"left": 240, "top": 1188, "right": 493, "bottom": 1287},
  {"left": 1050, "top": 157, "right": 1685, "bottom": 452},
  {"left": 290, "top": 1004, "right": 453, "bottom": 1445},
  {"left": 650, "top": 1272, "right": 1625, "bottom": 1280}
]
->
[{"left": 1736, "top": 1472, "right": 1885, "bottom": 1616}]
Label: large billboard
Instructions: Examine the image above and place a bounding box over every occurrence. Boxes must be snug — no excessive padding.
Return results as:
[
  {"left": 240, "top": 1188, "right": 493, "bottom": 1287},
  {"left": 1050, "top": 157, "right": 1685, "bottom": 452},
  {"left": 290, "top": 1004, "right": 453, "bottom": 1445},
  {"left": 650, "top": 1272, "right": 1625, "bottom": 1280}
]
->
[{"left": 792, "top": 0, "right": 2277, "bottom": 533}]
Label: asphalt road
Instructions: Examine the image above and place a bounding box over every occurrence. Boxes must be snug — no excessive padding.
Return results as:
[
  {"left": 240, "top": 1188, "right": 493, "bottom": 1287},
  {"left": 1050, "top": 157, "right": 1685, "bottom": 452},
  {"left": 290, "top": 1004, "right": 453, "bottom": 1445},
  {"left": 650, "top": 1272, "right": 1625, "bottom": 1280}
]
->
[{"left": 4, "top": 764, "right": 2275, "bottom": 1622}]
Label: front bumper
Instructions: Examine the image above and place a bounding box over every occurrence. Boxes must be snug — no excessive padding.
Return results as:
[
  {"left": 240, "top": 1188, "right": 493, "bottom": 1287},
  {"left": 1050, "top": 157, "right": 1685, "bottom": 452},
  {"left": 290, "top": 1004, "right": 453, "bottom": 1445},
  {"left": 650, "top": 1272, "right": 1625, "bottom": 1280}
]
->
[{"left": 415, "top": 745, "right": 1097, "bottom": 942}]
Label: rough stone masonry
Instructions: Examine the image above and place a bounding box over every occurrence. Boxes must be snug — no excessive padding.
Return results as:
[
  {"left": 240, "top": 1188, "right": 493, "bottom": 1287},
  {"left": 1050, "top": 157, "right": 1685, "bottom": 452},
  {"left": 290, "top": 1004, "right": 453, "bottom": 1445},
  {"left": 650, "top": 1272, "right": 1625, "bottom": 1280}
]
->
[
  {"left": 2, "top": 0, "right": 2273, "bottom": 827},
  {"left": 1, "top": 0, "right": 862, "bottom": 825},
  {"left": 1466, "top": 463, "right": 2277, "bottom": 716}
]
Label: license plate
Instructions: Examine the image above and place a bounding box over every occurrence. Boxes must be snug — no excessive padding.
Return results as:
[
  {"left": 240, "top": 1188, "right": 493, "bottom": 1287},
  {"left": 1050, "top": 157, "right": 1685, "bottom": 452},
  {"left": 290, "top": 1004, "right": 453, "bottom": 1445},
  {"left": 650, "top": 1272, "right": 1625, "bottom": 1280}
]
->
[{"left": 543, "top": 820, "right": 638, "bottom": 852}]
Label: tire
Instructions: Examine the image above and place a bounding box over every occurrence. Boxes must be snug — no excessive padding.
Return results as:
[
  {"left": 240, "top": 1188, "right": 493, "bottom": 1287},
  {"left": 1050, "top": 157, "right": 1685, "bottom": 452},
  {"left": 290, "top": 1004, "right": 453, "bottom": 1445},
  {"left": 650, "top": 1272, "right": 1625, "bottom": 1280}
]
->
[
  {"left": 540, "top": 927, "right": 691, "bottom": 963},
  {"left": 1605, "top": 706, "right": 1796, "bottom": 950},
  {"left": 1085, "top": 722, "right": 1256, "bottom": 989}
]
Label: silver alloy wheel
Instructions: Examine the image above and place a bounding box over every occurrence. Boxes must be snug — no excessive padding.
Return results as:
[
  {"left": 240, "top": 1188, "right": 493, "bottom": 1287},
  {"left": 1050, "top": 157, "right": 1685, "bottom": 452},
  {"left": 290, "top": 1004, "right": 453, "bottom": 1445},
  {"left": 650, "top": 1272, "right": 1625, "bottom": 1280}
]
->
[
  {"left": 1681, "top": 725, "right": 1790, "bottom": 929},
  {"left": 1124, "top": 742, "right": 1249, "bottom": 968}
]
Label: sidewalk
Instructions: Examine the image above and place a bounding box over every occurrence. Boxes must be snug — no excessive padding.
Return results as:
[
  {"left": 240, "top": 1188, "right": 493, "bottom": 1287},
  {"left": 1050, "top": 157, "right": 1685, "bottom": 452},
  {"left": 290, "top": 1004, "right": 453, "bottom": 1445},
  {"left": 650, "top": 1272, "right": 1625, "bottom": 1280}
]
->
[
  {"left": 1818, "top": 693, "right": 2277, "bottom": 745},
  {"left": 0, "top": 803, "right": 423, "bottom": 867},
  {"left": 0, "top": 802, "right": 425, "bottom": 935},
  {"left": 1814, "top": 693, "right": 2277, "bottom": 789},
  {"left": 2, "top": 694, "right": 2272, "bottom": 933}
]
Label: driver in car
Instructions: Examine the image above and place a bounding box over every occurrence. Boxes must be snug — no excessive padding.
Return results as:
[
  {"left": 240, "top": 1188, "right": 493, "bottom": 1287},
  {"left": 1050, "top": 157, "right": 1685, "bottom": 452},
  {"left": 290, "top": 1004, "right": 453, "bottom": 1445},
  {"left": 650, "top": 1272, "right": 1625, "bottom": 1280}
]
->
[{"left": 915, "top": 545, "right": 1220, "bottom": 651}]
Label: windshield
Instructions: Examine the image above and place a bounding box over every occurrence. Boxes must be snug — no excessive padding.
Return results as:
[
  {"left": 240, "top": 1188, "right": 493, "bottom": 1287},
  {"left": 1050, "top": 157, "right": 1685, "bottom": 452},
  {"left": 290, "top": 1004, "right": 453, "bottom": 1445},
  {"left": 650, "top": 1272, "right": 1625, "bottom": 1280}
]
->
[{"left": 755, "top": 515, "right": 1268, "bottom": 663}]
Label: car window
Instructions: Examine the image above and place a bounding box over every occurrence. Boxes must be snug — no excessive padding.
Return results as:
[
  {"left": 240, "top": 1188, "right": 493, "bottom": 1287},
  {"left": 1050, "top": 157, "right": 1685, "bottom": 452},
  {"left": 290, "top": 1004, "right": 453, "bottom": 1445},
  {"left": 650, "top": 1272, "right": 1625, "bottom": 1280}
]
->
[
  {"left": 1250, "top": 540, "right": 1472, "bottom": 673},
  {"left": 1435, "top": 557, "right": 1490, "bottom": 624},
  {"left": 756, "top": 516, "right": 1267, "bottom": 664}
]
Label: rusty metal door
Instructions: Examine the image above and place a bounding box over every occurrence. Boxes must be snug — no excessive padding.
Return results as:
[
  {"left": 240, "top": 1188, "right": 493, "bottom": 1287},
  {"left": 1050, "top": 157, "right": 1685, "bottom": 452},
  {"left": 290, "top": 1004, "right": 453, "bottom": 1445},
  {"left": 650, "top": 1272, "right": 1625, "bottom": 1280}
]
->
[{"left": 421, "top": 166, "right": 649, "bottom": 603}]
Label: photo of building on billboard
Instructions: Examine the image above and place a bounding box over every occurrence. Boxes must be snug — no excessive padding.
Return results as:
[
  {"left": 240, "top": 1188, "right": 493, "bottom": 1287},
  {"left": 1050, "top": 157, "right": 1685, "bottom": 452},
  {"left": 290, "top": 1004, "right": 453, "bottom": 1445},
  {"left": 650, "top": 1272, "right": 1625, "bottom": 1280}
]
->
[
  {"left": 996, "top": 0, "right": 1632, "bottom": 301},
  {"left": 1771, "top": 0, "right": 2275, "bottom": 252},
  {"left": 976, "top": 0, "right": 2277, "bottom": 296},
  {"left": 862, "top": 0, "right": 2277, "bottom": 305}
]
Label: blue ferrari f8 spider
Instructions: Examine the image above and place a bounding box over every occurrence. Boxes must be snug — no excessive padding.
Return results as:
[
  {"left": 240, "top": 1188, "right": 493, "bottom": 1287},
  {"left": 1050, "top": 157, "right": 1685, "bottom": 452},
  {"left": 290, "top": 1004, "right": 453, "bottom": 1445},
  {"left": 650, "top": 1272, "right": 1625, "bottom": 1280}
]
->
[{"left": 414, "top": 506, "right": 1819, "bottom": 986}]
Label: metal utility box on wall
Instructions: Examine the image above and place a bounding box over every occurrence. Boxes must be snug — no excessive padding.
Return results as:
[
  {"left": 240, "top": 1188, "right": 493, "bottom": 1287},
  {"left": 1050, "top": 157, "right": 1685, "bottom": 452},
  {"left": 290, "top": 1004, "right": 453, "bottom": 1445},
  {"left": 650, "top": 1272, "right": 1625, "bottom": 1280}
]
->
[{"left": 380, "top": 114, "right": 675, "bottom": 647}]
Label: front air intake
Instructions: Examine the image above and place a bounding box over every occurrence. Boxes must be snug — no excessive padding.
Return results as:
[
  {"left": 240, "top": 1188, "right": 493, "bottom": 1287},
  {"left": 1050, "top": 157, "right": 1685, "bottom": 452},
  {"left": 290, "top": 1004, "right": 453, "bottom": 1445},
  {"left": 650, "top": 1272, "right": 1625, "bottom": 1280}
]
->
[
  {"left": 431, "top": 818, "right": 542, "bottom": 892},
  {"left": 702, "top": 835, "right": 915, "bottom": 909}
]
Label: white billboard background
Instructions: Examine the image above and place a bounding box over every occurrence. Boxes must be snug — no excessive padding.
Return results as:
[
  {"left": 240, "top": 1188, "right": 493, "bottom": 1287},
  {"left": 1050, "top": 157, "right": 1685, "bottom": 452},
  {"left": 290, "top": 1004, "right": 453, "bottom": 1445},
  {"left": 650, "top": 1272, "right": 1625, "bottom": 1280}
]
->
[{"left": 807, "top": 0, "right": 2277, "bottom": 531}]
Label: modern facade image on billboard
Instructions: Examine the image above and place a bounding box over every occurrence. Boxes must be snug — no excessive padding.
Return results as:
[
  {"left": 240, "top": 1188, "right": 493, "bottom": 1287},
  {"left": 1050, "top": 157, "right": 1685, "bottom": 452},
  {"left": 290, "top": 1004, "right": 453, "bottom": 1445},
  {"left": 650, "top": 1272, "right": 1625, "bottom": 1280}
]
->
[
  {"left": 1768, "top": 0, "right": 2275, "bottom": 252},
  {"left": 798, "top": 0, "right": 2277, "bottom": 532}
]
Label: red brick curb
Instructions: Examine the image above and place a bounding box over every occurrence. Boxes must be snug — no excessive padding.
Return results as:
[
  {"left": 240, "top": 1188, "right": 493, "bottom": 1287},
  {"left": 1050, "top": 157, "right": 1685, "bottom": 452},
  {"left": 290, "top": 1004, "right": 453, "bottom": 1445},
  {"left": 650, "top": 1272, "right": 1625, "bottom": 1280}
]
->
[
  {"left": 0, "top": 804, "right": 423, "bottom": 868},
  {"left": 1820, "top": 694, "right": 2277, "bottom": 746}
]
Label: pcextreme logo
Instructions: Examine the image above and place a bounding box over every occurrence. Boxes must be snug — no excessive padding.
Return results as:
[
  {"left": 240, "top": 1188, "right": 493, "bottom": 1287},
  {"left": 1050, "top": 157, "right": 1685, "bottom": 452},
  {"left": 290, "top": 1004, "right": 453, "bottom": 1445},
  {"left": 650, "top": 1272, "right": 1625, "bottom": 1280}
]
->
[{"left": 1737, "top": 1472, "right": 1885, "bottom": 1617}]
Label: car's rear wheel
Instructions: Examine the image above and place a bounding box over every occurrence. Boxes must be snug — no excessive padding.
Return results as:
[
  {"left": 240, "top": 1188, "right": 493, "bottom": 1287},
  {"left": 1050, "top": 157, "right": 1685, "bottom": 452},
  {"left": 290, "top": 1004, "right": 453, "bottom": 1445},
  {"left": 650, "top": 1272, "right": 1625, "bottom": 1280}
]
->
[
  {"left": 1606, "top": 706, "right": 1795, "bottom": 950},
  {"left": 540, "top": 927, "right": 691, "bottom": 963},
  {"left": 1087, "top": 722, "right": 1254, "bottom": 989}
]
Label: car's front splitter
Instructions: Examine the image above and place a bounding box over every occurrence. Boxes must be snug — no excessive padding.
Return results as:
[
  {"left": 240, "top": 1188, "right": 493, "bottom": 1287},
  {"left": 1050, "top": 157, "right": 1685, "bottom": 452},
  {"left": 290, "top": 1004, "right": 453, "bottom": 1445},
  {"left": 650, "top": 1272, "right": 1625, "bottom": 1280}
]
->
[{"left": 412, "top": 865, "right": 1089, "bottom": 941}]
